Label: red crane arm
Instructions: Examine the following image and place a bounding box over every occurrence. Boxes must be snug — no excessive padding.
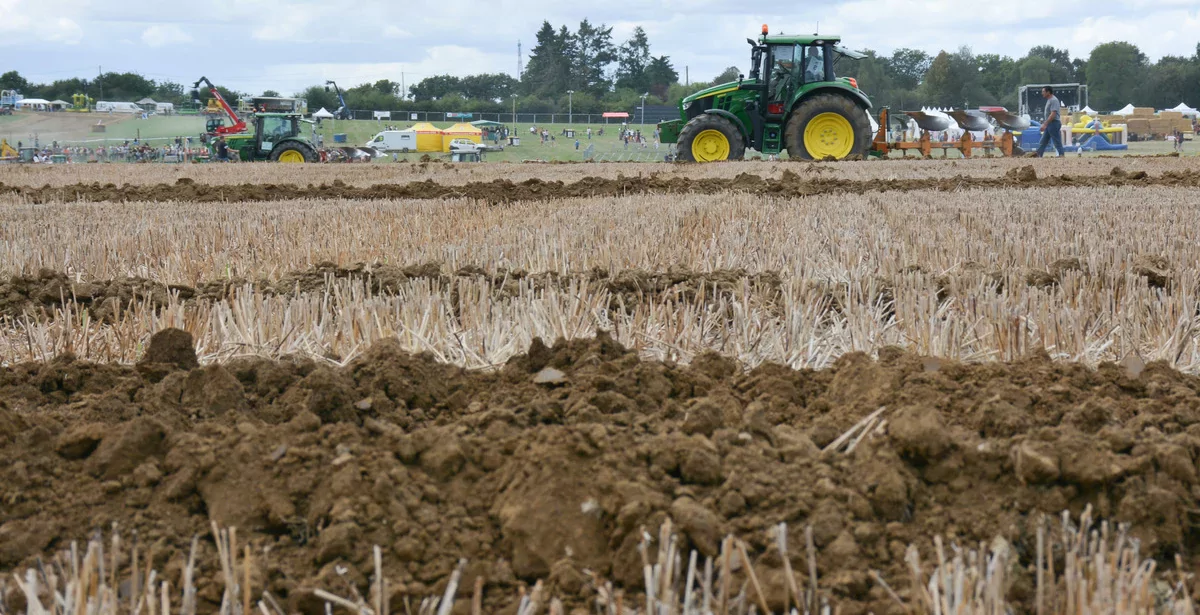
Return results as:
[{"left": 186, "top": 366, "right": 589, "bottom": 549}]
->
[{"left": 193, "top": 76, "right": 246, "bottom": 135}]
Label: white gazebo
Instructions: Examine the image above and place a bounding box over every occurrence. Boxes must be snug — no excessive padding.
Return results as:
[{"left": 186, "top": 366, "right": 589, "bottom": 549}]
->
[
  {"left": 15, "top": 98, "right": 51, "bottom": 110},
  {"left": 1166, "top": 102, "right": 1198, "bottom": 118},
  {"left": 1112, "top": 104, "right": 1136, "bottom": 116},
  {"left": 1080, "top": 105, "right": 1097, "bottom": 115},
  {"left": 312, "top": 107, "right": 334, "bottom": 119}
]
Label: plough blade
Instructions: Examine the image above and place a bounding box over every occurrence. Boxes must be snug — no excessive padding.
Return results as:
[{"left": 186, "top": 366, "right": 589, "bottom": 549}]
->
[
  {"left": 985, "top": 110, "right": 1031, "bottom": 131},
  {"left": 903, "top": 111, "right": 952, "bottom": 132},
  {"left": 947, "top": 110, "right": 991, "bottom": 132}
]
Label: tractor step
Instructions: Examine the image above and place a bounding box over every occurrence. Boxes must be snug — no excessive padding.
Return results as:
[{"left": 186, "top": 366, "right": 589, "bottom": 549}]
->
[{"left": 762, "top": 122, "right": 783, "bottom": 155}]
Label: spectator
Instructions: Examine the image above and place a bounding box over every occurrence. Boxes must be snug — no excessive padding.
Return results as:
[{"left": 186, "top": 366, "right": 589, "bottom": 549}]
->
[
  {"left": 215, "top": 135, "right": 229, "bottom": 161},
  {"left": 574, "top": 139, "right": 580, "bottom": 150},
  {"left": 586, "top": 127, "right": 592, "bottom": 140},
  {"left": 1036, "top": 86, "right": 1065, "bottom": 158}
]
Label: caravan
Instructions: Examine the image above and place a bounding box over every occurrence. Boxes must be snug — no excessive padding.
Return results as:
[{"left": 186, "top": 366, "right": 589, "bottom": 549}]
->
[{"left": 95, "top": 101, "right": 141, "bottom": 113}]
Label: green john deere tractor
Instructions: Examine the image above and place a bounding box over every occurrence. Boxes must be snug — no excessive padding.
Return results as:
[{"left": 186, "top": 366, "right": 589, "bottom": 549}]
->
[
  {"left": 659, "top": 27, "right": 872, "bottom": 162},
  {"left": 206, "top": 113, "right": 320, "bottom": 163}
]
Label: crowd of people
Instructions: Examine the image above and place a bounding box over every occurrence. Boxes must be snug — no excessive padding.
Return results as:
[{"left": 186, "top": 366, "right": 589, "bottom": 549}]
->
[{"left": 14, "top": 136, "right": 212, "bottom": 163}]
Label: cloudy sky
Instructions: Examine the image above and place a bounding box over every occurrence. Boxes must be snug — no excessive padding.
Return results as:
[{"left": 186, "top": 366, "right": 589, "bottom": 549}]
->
[{"left": 2, "top": 0, "right": 1198, "bottom": 96}]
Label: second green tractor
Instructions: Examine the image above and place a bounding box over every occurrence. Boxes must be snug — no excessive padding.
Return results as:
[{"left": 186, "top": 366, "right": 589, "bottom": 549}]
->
[{"left": 659, "top": 27, "right": 872, "bottom": 162}]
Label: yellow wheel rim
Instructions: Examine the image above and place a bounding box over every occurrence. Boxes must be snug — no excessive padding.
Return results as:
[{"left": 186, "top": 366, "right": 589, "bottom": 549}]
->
[
  {"left": 691, "top": 129, "right": 731, "bottom": 162},
  {"left": 803, "top": 112, "right": 855, "bottom": 159},
  {"left": 278, "top": 150, "right": 305, "bottom": 163}
]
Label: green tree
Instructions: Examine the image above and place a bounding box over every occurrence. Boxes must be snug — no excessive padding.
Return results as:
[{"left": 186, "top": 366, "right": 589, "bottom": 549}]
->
[
  {"left": 1142, "top": 56, "right": 1200, "bottom": 110},
  {"left": 1019, "top": 56, "right": 1057, "bottom": 84},
  {"left": 921, "top": 51, "right": 957, "bottom": 106},
  {"left": 298, "top": 85, "right": 338, "bottom": 111},
  {"left": 0, "top": 70, "right": 31, "bottom": 93},
  {"left": 615, "top": 26, "right": 652, "bottom": 92},
  {"left": 712, "top": 66, "right": 741, "bottom": 83},
  {"left": 572, "top": 19, "right": 617, "bottom": 95},
  {"left": 261, "top": 89, "right": 280, "bottom": 97},
  {"left": 1026, "top": 45, "right": 1075, "bottom": 80},
  {"left": 96, "top": 72, "right": 156, "bottom": 101},
  {"left": 460, "top": 74, "right": 519, "bottom": 101},
  {"left": 409, "top": 75, "right": 462, "bottom": 101},
  {"left": 523, "top": 21, "right": 574, "bottom": 97},
  {"left": 977, "top": 53, "right": 1019, "bottom": 105},
  {"left": 644, "top": 56, "right": 677, "bottom": 99},
  {"left": 888, "top": 48, "right": 932, "bottom": 90},
  {"left": 373, "top": 80, "right": 400, "bottom": 96},
  {"left": 1087, "top": 42, "right": 1147, "bottom": 111}
]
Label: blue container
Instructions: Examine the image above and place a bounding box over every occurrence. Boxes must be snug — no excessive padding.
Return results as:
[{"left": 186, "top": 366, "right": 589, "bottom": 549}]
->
[{"left": 333, "top": 133, "right": 347, "bottom": 143}]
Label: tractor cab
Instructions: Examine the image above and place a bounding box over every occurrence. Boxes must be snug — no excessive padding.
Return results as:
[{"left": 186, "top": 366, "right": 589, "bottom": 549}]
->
[{"left": 205, "top": 117, "right": 226, "bottom": 134}]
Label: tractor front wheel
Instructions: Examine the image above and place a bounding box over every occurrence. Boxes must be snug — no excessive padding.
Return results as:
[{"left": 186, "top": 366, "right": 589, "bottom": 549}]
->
[
  {"left": 677, "top": 114, "right": 745, "bottom": 163},
  {"left": 784, "top": 94, "right": 872, "bottom": 160},
  {"left": 270, "top": 141, "right": 318, "bottom": 163}
]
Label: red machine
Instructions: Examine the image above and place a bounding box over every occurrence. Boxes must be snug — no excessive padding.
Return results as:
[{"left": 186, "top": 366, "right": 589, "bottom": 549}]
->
[{"left": 191, "top": 76, "right": 246, "bottom": 135}]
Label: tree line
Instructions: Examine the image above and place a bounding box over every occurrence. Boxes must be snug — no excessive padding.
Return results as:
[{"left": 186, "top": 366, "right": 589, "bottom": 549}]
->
[
  {"left": 2, "top": 36, "right": 1198, "bottom": 116},
  {"left": 842, "top": 42, "right": 1200, "bottom": 113}
]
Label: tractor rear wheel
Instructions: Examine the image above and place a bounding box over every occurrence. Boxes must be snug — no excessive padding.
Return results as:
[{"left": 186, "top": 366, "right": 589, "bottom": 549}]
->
[
  {"left": 677, "top": 114, "right": 745, "bottom": 162},
  {"left": 270, "top": 141, "right": 318, "bottom": 163},
  {"left": 784, "top": 94, "right": 871, "bottom": 160}
]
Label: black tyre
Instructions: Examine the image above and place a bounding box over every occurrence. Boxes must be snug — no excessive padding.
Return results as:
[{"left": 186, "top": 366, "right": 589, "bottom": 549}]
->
[
  {"left": 676, "top": 114, "right": 746, "bottom": 162},
  {"left": 784, "top": 93, "right": 872, "bottom": 160},
  {"left": 270, "top": 141, "right": 318, "bottom": 163}
]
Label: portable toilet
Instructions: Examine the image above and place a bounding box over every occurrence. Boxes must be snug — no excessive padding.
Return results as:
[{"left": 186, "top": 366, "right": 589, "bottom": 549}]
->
[
  {"left": 410, "top": 122, "right": 443, "bottom": 152},
  {"left": 441, "top": 122, "right": 483, "bottom": 152}
]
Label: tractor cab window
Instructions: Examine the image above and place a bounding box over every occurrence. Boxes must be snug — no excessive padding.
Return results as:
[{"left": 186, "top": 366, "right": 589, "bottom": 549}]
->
[
  {"left": 803, "top": 45, "right": 826, "bottom": 83},
  {"left": 767, "top": 44, "right": 800, "bottom": 103},
  {"left": 261, "top": 116, "right": 295, "bottom": 142}
]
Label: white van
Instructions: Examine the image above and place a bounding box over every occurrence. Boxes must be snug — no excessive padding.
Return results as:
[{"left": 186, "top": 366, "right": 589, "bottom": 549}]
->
[{"left": 366, "top": 130, "right": 417, "bottom": 152}]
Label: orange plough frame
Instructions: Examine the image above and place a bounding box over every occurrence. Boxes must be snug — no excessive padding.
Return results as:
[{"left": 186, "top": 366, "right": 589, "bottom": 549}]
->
[{"left": 871, "top": 109, "right": 1016, "bottom": 158}]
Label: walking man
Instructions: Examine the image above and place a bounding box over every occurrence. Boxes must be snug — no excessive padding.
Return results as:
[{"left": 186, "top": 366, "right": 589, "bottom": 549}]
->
[{"left": 1036, "top": 86, "right": 1064, "bottom": 157}]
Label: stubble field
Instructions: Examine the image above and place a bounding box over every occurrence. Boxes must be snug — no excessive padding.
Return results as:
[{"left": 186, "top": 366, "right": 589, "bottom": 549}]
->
[{"left": 1, "top": 157, "right": 1198, "bottom": 615}]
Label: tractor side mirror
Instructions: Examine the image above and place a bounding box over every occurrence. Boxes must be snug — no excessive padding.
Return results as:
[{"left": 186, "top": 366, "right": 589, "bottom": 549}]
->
[{"left": 747, "top": 38, "right": 756, "bottom": 46}]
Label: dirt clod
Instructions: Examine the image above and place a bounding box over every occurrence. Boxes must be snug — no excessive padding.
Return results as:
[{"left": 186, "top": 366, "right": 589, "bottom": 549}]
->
[{"left": 140, "top": 328, "right": 199, "bottom": 370}]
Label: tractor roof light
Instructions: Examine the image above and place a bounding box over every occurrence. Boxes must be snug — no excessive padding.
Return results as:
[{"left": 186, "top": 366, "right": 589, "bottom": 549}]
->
[
  {"left": 762, "top": 24, "right": 769, "bottom": 35},
  {"left": 848, "top": 78, "right": 859, "bottom": 89}
]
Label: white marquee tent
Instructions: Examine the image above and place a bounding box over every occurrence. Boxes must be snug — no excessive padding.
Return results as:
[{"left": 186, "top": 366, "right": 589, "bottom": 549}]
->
[
  {"left": 1112, "top": 104, "right": 1136, "bottom": 116},
  {"left": 15, "top": 98, "right": 51, "bottom": 108},
  {"left": 1080, "top": 105, "right": 1097, "bottom": 115},
  {"left": 312, "top": 107, "right": 334, "bottom": 119},
  {"left": 1167, "top": 102, "right": 1198, "bottom": 118}
]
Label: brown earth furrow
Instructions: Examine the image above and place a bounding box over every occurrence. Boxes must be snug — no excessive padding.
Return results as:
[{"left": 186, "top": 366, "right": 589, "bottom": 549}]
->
[
  {"left": 1, "top": 166, "right": 1196, "bottom": 204},
  {"left": 1, "top": 330, "right": 1199, "bottom": 614},
  {"left": 2, "top": 258, "right": 1181, "bottom": 323}
]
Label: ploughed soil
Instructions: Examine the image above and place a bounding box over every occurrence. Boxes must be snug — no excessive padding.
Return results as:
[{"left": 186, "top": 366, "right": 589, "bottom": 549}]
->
[
  {"left": 0, "top": 255, "right": 1180, "bottom": 323},
  {"left": 3, "top": 330, "right": 1200, "bottom": 614},
  {"left": 1, "top": 166, "right": 1197, "bottom": 204}
]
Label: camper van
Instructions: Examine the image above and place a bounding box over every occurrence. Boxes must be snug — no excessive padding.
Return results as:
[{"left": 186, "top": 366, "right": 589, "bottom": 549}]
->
[
  {"left": 366, "top": 130, "right": 417, "bottom": 152},
  {"left": 95, "top": 101, "right": 141, "bottom": 113}
]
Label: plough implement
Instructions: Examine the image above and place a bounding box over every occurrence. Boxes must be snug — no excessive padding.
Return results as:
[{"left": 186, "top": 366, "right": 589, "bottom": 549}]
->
[{"left": 870, "top": 108, "right": 1022, "bottom": 158}]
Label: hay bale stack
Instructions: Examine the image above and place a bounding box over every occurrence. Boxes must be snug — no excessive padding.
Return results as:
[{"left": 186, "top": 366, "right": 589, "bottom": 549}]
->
[{"left": 1132, "top": 107, "right": 1156, "bottom": 117}]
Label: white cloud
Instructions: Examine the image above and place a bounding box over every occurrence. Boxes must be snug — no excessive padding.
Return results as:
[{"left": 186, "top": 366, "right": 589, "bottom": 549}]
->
[
  {"left": 383, "top": 25, "right": 411, "bottom": 39},
  {"left": 141, "top": 24, "right": 193, "bottom": 47}
]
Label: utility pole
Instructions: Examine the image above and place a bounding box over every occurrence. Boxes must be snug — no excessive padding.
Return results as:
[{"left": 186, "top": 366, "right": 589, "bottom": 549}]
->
[
  {"left": 517, "top": 40, "right": 523, "bottom": 78},
  {"left": 97, "top": 65, "right": 102, "bottom": 102},
  {"left": 685, "top": 66, "right": 689, "bottom": 86},
  {"left": 640, "top": 92, "right": 648, "bottom": 126},
  {"left": 400, "top": 68, "right": 405, "bottom": 101},
  {"left": 567, "top": 90, "right": 574, "bottom": 125}
]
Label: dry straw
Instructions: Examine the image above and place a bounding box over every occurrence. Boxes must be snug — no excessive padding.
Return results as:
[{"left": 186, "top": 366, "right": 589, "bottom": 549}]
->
[
  {"left": 1, "top": 184, "right": 1199, "bottom": 371},
  {"left": 4, "top": 511, "right": 1193, "bottom": 615}
]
